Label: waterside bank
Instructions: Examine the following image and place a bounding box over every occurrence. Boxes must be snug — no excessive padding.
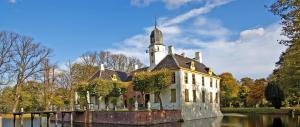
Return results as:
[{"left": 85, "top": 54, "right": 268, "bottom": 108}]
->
[{"left": 221, "top": 107, "right": 300, "bottom": 115}]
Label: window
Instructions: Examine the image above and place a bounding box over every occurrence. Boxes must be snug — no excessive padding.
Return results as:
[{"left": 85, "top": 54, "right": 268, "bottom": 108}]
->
[
  {"left": 202, "top": 76, "right": 205, "bottom": 86},
  {"left": 154, "top": 93, "right": 159, "bottom": 103},
  {"left": 185, "top": 89, "right": 189, "bottom": 102},
  {"left": 184, "top": 73, "right": 188, "bottom": 84},
  {"left": 171, "top": 89, "right": 176, "bottom": 103},
  {"left": 192, "top": 74, "right": 196, "bottom": 85},
  {"left": 210, "top": 78, "right": 213, "bottom": 87},
  {"left": 190, "top": 61, "right": 195, "bottom": 70},
  {"left": 216, "top": 80, "right": 218, "bottom": 88},
  {"left": 193, "top": 90, "right": 197, "bottom": 102},
  {"left": 111, "top": 74, "right": 117, "bottom": 81},
  {"left": 202, "top": 90, "right": 205, "bottom": 103},
  {"left": 215, "top": 92, "right": 218, "bottom": 103},
  {"left": 172, "top": 72, "right": 176, "bottom": 84},
  {"left": 210, "top": 92, "right": 213, "bottom": 103}
]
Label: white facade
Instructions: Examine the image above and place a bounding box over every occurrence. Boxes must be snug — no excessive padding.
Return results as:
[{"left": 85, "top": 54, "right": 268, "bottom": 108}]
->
[
  {"left": 148, "top": 44, "right": 166, "bottom": 70},
  {"left": 150, "top": 70, "right": 222, "bottom": 120},
  {"left": 148, "top": 27, "right": 222, "bottom": 120}
]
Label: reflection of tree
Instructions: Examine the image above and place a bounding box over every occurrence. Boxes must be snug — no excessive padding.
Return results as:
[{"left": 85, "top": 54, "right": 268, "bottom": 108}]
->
[{"left": 272, "top": 117, "right": 283, "bottom": 127}]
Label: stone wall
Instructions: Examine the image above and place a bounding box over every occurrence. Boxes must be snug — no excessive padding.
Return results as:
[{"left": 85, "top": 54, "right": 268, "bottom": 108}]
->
[{"left": 53, "top": 110, "right": 181, "bottom": 125}]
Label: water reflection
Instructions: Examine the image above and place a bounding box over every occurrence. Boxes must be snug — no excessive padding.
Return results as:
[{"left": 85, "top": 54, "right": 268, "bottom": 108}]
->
[
  {"left": 272, "top": 117, "right": 283, "bottom": 127},
  {"left": 2, "top": 114, "right": 300, "bottom": 127}
]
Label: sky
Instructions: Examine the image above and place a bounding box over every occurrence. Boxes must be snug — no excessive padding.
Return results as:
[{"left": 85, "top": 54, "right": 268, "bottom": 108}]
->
[{"left": 0, "top": 0, "right": 286, "bottom": 79}]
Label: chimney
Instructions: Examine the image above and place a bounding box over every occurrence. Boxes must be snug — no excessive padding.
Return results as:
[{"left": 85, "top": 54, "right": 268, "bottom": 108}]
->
[
  {"left": 195, "top": 52, "right": 203, "bottom": 63},
  {"left": 168, "top": 46, "right": 174, "bottom": 55},
  {"left": 100, "top": 64, "right": 105, "bottom": 71},
  {"left": 134, "top": 64, "right": 139, "bottom": 70},
  {"left": 181, "top": 53, "right": 185, "bottom": 57}
]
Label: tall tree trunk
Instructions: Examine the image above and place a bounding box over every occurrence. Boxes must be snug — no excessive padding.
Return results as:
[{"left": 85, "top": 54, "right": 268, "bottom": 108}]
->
[
  {"left": 158, "top": 92, "right": 163, "bottom": 110},
  {"left": 12, "top": 84, "right": 20, "bottom": 112}
]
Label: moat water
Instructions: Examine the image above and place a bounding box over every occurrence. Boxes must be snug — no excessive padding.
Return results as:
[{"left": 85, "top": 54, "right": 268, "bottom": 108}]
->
[{"left": 1, "top": 113, "right": 300, "bottom": 127}]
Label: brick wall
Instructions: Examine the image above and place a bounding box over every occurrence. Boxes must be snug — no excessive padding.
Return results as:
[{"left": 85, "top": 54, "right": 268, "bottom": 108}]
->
[{"left": 53, "top": 110, "right": 182, "bottom": 125}]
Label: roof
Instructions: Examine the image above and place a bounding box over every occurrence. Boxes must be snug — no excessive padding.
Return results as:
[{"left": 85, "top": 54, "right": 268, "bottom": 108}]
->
[
  {"left": 154, "top": 54, "right": 217, "bottom": 76},
  {"left": 90, "top": 69, "right": 129, "bottom": 82}
]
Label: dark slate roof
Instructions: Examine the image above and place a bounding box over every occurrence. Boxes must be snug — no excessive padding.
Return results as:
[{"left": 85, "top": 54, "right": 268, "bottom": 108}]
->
[
  {"left": 90, "top": 69, "right": 129, "bottom": 82},
  {"left": 132, "top": 67, "right": 149, "bottom": 72},
  {"left": 154, "top": 54, "right": 217, "bottom": 76}
]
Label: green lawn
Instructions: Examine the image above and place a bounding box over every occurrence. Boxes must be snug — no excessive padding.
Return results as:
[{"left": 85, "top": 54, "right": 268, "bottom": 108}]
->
[{"left": 221, "top": 107, "right": 300, "bottom": 114}]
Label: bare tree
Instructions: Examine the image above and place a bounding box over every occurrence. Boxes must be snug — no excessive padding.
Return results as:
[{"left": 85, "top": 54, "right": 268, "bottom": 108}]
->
[
  {"left": 80, "top": 51, "right": 97, "bottom": 66},
  {"left": 0, "top": 32, "right": 17, "bottom": 85},
  {"left": 78, "top": 50, "right": 144, "bottom": 72},
  {"left": 42, "top": 59, "right": 56, "bottom": 111},
  {"left": 55, "top": 61, "right": 76, "bottom": 110},
  {"left": 12, "top": 35, "right": 52, "bottom": 112}
]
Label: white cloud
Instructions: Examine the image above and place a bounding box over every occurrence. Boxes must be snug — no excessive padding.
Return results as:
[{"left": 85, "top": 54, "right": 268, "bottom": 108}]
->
[
  {"left": 191, "top": 17, "right": 231, "bottom": 39},
  {"left": 240, "top": 28, "right": 265, "bottom": 41},
  {"left": 130, "top": 0, "right": 156, "bottom": 7},
  {"left": 163, "top": 0, "right": 199, "bottom": 9},
  {"left": 130, "top": 0, "right": 229, "bottom": 10},
  {"left": 110, "top": 0, "right": 285, "bottom": 80},
  {"left": 162, "top": 0, "right": 230, "bottom": 26},
  {"left": 8, "top": 0, "right": 16, "bottom": 4}
]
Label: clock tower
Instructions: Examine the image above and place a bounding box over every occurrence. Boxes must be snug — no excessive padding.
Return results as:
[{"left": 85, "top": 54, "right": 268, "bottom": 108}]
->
[{"left": 148, "top": 24, "right": 166, "bottom": 70}]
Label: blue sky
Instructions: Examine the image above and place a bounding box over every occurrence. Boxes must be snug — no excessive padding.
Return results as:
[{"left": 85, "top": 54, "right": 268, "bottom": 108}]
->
[{"left": 0, "top": 0, "right": 285, "bottom": 79}]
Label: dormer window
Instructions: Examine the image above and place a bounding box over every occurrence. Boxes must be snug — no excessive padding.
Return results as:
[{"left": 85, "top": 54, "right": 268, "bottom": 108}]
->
[
  {"left": 190, "top": 61, "right": 195, "bottom": 70},
  {"left": 208, "top": 68, "right": 213, "bottom": 75},
  {"left": 111, "top": 74, "right": 117, "bottom": 81}
]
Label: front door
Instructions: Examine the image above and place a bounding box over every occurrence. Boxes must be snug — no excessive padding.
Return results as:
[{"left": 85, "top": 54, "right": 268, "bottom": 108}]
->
[{"left": 145, "top": 94, "right": 150, "bottom": 107}]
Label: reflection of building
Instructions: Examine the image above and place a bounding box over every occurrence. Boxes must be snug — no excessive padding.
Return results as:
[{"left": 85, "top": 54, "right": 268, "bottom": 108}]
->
[{"left": 89, "top": 25, "right": 222, "bottom": 120}]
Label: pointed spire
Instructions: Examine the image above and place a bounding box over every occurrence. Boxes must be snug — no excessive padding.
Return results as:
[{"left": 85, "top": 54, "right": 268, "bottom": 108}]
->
[{"left": 154, "top": 16, "right": 157, "bottom": 29}]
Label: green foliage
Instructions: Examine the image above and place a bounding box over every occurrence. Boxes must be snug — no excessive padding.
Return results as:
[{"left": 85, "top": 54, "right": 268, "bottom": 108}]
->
[
  {"left": 110, "top": 97, "right": 118, "bottom": 105},
  {"left": 72, "top": 63, "right": 98, "bottom": 83},
  {"left": 265, "top": 81, "right": 284, "bottom": 109},
  {"left": 128, "top": 97, "right": 135, "bottom": 105},
  {"left": 247, "top": 79, "right": 267, "bottom": 107},
  {"left": 270, "top": 0, "right": 300, "bottom": 106},
  {"left": 132, "top": 69, "right": 172, "bottom": 110},
  {"left": 240, "top": 77, "right": 254, "bottom": 86},
  {"left": 75, "top": 79, "right": 128, "bottom": 108},
  {"left": 221, "top": 107, "right": 297, "bottom": 114},
  {"left": 238, "top": 85, "right": 250, "bottom": 107},
  {"left": 132, "top": 71, "right": 153, "bottom": 94},
  {"left": 0, "top": 86, "right": 15, "bottom": 113},
  {"left": 19, "top": 81, "right": 44, "bottom": 111},
  {"left": 219, "top": 72, "right": 239, "bottom": 107}
]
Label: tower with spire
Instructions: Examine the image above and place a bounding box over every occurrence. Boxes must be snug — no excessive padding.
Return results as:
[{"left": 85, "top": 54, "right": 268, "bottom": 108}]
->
[{"left": 148, "top": 20, "right": 166, "bottom": 70}]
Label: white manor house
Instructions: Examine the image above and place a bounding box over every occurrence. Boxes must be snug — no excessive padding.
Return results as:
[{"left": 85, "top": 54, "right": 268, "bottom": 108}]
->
[{"left": 90, "top": 25, "right": 222, "bottom": 120}]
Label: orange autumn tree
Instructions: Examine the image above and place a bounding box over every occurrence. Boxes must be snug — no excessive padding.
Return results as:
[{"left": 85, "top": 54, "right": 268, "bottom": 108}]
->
[{"left": 247, "top": 78, "right": 267, "bottom": 107}]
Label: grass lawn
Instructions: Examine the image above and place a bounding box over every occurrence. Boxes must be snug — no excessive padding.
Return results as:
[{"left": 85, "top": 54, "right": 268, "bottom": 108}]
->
[{"left": 221, "top": 107, "right": 300, "bottom": 114}]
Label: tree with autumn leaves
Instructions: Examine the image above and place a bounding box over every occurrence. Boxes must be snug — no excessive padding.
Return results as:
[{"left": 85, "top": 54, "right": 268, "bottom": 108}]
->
[
  {"left": 219, "top": 72, "right": 239, "bottom": 107},
  {"left": 132, "top": 69, "right": 173, "bottom": 110}
]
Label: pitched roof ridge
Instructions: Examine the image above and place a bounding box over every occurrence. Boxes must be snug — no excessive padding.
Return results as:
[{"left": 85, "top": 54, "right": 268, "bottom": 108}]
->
[
  {"left": 170, "top": 54, "right": 180, "bottom": 68},
  {"left": 174, "top": 53, "right": 203, "bottom": 65}
]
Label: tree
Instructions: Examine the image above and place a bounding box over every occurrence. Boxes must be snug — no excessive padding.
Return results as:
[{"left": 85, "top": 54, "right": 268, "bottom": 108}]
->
[
  {"left": 265, "top": 81, "right": 284, "bottom": 109},
  {"left": 79, "top": 51, "right": 144, "bottom": 72},
  {"left": 219, "top": 72, "right": 239, "bottom": 107},
  {"left": 12, "top": 34, "right": 52, "bottom": 112},
  {"left": 132, "top": 69, "right": 172, "bottom": 110},
  {"left": 0, "top": 31, "right": 16, "bottom": 85},
  {"left": 271, "top": 0, "right": 300, "bottom": 106},
  {"left": 0, "top": 86, "right": 15, "bottom": 113},
  {"left": 238, "top": 85, "right": 250, "bottom": 107},
  {"left": 240, "top": 77, "right": 254, "bottom": 86},
  {"left": 132, "top": 71, "right": 153, "bottom": 105},
  {"left": 19, "top": 81, "right": 44, "bottom": 111},
  {"left": 247, "top": 79, "right": 267, "bottom": 107}
]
